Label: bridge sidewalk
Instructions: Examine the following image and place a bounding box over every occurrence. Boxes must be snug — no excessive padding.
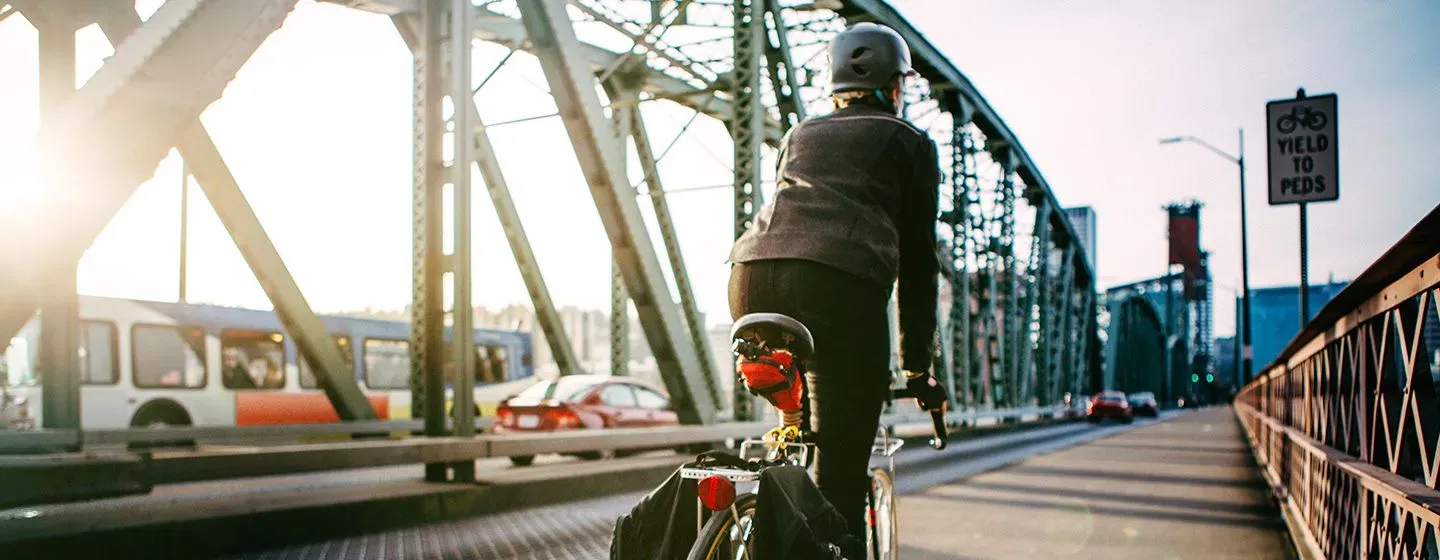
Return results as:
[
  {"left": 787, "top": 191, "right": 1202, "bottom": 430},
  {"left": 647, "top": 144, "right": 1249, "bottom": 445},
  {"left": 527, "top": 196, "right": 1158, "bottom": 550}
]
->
[{"left": 899, "top": 407, "right": 1292, "bottom": 559}]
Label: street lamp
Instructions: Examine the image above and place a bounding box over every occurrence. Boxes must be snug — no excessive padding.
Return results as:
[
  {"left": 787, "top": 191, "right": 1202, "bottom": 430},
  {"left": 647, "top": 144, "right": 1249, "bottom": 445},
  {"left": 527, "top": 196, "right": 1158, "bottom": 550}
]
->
[{"left": 1159, "top": 131, "right": 1253, "bottom": 386}]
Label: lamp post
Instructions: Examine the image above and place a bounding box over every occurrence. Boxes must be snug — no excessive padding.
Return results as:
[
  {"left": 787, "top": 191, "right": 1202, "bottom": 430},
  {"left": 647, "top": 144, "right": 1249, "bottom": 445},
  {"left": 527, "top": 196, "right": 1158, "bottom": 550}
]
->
[{"left": 1160, "top": 130, "right": 1252, "bottom": 386}]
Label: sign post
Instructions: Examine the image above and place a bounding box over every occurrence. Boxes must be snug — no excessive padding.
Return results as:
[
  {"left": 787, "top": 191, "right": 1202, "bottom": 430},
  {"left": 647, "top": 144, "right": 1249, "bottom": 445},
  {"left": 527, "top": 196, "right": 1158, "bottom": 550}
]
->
[{"left": 1266, "top": 88, "right": 1338, "bottom": 327}]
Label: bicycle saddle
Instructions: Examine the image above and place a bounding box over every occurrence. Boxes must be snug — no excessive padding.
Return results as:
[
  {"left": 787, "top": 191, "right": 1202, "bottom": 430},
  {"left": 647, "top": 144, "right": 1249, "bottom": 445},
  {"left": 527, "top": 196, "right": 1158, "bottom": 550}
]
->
[{"left": 730, "top": 313, "right": 815, "bottom": 360}]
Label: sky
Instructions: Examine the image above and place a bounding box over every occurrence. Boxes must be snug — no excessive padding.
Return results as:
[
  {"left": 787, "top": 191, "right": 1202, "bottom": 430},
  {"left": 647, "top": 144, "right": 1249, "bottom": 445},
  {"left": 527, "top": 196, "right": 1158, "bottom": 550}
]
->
[{"left": 0, "top": 1, "right": 1437, "bottom": 339}]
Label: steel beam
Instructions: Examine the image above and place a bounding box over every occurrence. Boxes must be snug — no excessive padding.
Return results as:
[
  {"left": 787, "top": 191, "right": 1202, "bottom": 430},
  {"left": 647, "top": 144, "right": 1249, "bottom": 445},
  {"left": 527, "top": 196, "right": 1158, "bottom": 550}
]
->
[
  {"left": 449, "top": 0, "right": 477, "bottom": 484},
  {"left": 947, "top": 125, "right": 970, "bottom": 408},
  {"left": 611, "top": 258, "right": 629, "bottom": 376},
  {"left": 1017, "top": 215, "right": 1042, "bottom": 404},
  {"left": 0, "top": 0, "right": 302, "bottom": 361},
  {"left": 469, "top": 112, "right": 584, "bottom": 376},
  {"left": 91, "top": 6, "right": 376, "bottom": 423},
  {"left": 35, "top": 22, "right": 80, "bottom": 432},
  {"left": 730, "top": 0, "right": 767, "bottom": 422},
  {"left": 621, "top": 86, "right": 720, "bottom": 405},
  {"left": 515, "top": 0, "right": 717, "bottom": 424},
  {"left": 996, "top": 165, "right": 1019, "bottom": 407},
  {"left": 1052, "top": 245, "right": 1075, "bottom": 403},
  {"left": 763, "top": 0, "right": 805, "bottom": 130},
  {"left": 1032, "top": 202, "right": 1053, "bottom": 405},
  {"left": 404, "top": 3, "right": 448, "bottom": 483},
  {"left": 606, "top": 84, "right": 633, "bottom": 378}
]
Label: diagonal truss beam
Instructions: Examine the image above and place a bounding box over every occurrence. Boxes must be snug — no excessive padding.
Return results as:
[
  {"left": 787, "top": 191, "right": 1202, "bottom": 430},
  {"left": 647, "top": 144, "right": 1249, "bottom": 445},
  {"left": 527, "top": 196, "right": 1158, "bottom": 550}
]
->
[
  {"left": 90, "top": 5, "right": 377, "bottom": 421},
  {"left": 620, "top": 84, "right": 720, "bottom": 401},
  {"left": 515, "top": 0, "right": 717, "bottom": 424},
  {"left": 0, "top": 0, "right": 300, "bottom": 359}
]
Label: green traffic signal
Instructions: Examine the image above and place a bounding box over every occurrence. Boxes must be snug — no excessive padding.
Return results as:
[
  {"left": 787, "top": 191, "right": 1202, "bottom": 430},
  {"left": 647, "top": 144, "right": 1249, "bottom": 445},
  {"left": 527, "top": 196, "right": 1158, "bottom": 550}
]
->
[
  {"left": 1206, "top": 374, "right": 1214, "bottom": 382},
  {"left": 1191, "top": 374, "right": 1199, "bottom": 383}
]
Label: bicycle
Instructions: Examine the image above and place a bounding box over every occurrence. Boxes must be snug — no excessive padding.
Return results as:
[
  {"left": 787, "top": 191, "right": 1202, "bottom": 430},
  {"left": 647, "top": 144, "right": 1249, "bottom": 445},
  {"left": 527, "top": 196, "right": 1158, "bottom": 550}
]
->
[
  {"left": 681, "top": 313, "right": 948, "bottom": 560},
  {"left": 1276, "top": 105, "right": 1327, "bottom": 134}
]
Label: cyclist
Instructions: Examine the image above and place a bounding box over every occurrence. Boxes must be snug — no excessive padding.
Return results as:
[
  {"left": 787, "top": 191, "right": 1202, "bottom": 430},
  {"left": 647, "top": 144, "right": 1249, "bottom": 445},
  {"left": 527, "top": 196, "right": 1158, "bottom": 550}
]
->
[{"left": 727, "top": 21, "right": 948, "bottom": 558}]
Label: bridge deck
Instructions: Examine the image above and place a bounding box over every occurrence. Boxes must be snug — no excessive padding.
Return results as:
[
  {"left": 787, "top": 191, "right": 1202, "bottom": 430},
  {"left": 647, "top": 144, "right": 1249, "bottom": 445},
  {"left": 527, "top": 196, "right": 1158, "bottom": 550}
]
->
[{"left": 900, "top": 407, "right": 1291, "bottom": 559}]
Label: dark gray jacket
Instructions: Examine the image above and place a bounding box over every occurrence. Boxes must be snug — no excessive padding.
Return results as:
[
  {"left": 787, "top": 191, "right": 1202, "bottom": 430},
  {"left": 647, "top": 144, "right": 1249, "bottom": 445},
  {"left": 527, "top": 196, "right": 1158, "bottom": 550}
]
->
[{"left": 728, "top": 103, "right": 941, "bottom": 371}]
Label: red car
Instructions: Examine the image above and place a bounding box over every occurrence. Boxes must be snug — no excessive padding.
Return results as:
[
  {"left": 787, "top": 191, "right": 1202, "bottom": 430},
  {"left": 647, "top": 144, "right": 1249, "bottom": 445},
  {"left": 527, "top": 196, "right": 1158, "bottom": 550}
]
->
[
  {"left": 494, "top": 375, "right": 680, "bottom": 466},
  {"left": 1087, "top": 390, "right": 1134, "bottom": 423}
]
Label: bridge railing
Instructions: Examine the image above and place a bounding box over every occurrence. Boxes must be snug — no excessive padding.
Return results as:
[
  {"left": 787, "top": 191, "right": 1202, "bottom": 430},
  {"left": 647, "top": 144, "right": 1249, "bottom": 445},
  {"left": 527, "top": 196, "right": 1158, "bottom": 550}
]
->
[{"left": 1234, "top": 204, "right": 1439, "bottom": 559}]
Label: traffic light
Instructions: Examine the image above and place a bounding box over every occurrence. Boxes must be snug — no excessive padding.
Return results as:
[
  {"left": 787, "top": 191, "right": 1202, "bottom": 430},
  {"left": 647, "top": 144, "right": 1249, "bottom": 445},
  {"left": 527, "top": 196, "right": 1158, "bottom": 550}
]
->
[
  {"left": 1206, "top": 374, "right": 1214, "bottom": 383},
  {"left": 1191, "top": 374, "right": 1199, "bottom": 383}
]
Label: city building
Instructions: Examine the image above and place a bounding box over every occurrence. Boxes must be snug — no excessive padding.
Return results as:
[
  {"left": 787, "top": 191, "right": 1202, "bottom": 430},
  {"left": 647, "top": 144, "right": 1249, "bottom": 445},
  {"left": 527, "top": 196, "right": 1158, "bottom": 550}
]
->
[
  {"left": 1238, "top": 281, "right": 1349, "bottom": 371},
  {"left": 1064, "top": 206, "right": 1098, "bottom": 276},
  {"left": 1215, "top": 336, "right": 1236, "bottom": 386}
]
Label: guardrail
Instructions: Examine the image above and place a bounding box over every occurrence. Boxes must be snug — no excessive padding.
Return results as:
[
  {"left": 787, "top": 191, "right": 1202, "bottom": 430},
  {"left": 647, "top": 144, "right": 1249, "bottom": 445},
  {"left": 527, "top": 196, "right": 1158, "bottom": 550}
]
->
[
  {"left": 0, "top": 418, "right": 496, "bottom": 451},
  {"left": 1234, "top": 204, "right": 1439, "bottom": 559},
  {"left": 0, "top": 400, "right": 1072, "bottom": 453},
  {"left": 0, "top": 403, "right": 1077, "bottom": 508}
]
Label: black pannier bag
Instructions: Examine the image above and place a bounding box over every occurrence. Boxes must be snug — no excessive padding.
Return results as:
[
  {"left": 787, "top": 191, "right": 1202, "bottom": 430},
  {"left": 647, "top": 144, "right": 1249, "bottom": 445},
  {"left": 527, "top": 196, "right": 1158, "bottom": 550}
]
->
[{"left": 610, "top": 452, "right": 851, "bottom": 560}]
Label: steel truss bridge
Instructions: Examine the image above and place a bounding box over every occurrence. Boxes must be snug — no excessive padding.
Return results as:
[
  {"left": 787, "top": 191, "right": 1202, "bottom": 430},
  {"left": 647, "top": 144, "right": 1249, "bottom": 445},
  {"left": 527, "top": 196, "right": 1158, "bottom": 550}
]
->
[{"left": 0, "top": 0, "right": 1099, "bottom": 450}]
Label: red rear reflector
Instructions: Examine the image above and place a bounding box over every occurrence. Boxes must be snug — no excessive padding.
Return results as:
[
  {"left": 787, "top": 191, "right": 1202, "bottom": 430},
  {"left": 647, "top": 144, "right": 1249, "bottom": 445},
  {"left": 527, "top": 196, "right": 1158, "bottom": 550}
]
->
[{"left": 697, "top": 475, "right": 736, "bottom": 512}]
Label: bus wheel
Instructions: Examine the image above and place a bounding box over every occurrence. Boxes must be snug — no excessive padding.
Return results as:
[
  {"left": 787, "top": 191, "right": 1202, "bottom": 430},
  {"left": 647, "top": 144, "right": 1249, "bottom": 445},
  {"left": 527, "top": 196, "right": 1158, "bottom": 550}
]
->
[
  {"left": 510, "top": 455, "right": 535, "bottom": 467},
  {"left": 129, "top": 401, "right": 194, "bottom": 449}
]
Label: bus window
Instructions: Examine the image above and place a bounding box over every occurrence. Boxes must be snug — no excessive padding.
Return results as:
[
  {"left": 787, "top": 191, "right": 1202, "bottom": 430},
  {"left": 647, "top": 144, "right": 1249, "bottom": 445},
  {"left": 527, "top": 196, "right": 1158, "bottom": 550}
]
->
[
  {"left": 132, "top": 325, "right": 206, "bottom": 389},
  {"left": 80, "top": 321, "right": 118, "bottom": 385},
  {"left": 364, "top": 339, "right": 410, "bottom": 390},
  {"left": 2, "top": 336, "right": 34, "bottom": 388},
  {"left": 442, "top": 342, "right": 498, "bottom": 384},
  {"left": 475, "top": 345, "right": 495, "bottom": 384},
  {"left": 486, "top": 345, "right": 508, "bottom": 382},
  {"left": 221, "top": 330, "right": 285, "bottom": 390},
  {"left": 299, "top": 336, "right": 353, "bottom": 389}
]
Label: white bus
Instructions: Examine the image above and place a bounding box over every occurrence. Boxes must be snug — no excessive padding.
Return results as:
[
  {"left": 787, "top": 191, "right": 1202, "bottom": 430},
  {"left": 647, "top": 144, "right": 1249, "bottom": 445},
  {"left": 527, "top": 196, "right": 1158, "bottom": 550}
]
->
[{"left": 0, "top": 296, "right": 536, "bottom": 430}]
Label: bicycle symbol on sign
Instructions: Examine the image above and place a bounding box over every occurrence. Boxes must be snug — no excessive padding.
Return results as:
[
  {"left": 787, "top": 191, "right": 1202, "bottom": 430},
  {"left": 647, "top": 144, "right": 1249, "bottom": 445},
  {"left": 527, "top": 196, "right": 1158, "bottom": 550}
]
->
[{"left": 1276, "top": 106, "right": 1327, "bottom": 134}]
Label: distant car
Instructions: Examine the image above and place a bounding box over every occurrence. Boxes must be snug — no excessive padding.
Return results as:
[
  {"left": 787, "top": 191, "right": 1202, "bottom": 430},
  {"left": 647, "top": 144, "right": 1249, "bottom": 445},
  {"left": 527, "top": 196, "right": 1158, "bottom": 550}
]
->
[
  {"left": 1127, "top": 391, "right": 1159, "bottom": 417},
  {"left": 1087, "top": 390, "right": 1133, "bottom": 423},
  {"left": 494, "top": 375, "right": 680, "bottom": 466}
]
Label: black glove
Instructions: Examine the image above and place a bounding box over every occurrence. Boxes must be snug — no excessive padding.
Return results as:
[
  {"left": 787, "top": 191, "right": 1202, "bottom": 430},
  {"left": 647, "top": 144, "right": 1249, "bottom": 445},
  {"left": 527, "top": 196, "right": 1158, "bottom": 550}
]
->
[{"left": 904, "top": 371, "right": 948, "bottom": 411}]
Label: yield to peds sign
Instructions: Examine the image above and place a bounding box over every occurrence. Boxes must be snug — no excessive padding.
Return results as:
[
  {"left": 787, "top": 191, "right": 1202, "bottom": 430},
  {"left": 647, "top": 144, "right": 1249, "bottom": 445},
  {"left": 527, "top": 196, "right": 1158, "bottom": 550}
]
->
[{"left": 1266, "top": 93, "right": 1339, "bottom": 205}]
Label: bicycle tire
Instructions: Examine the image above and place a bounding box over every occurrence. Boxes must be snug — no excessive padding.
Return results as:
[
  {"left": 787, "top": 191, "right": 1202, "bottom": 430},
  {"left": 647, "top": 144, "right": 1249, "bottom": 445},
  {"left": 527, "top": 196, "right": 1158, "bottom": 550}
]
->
[
  {"left": 1277, "top": 115, "right": 1297, "bottom": 134},
  {"left": 686, "top": 492, "right": 760, "bottom": 560},
  {"left": 868, "top": 468, "right": 898, "bottom": 560}
]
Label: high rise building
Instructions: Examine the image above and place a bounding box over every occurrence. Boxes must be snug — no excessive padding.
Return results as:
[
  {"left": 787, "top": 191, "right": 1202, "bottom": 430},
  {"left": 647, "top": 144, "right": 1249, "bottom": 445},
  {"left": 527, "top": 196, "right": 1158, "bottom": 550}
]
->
[
  {"left": 1063, "top": 206, "right": 1097, "bottom": 276},
  {"left": 1238, "top": 281, "right": 1349, "bottom": 371}
]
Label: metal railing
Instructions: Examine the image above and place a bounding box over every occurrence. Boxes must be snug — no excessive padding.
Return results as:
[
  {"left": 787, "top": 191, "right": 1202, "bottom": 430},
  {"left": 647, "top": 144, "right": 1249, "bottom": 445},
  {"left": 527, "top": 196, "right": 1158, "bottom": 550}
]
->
[
  {"left": 0, "top": 403, "right": 1078, "bottom": 509},
  {"left": 1235, "top": 204, "right": 1439, "bottom": 559}
]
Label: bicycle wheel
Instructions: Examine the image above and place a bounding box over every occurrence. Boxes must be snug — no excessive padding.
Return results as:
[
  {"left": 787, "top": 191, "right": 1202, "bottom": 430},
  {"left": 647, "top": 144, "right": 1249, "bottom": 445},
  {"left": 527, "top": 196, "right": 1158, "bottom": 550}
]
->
[
  {"left": 687, "top": 493, "right": 759, "bottom": 560},
  {"left": 867, "top": 468, "right": 898, "bottom": 560},
  {"left": 1277, "top": 114, "right": 1296, "bottom": 134}
]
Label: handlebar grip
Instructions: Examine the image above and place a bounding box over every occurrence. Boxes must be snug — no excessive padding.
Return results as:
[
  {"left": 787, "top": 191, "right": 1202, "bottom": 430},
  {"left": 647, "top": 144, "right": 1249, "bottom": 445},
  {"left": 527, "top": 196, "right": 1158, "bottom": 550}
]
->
[
  {"left": 891, "top": 388, "right": 948, "bottom": 450},
  {"left": 927, "top": 407, "right": 947, "bottom": 450}
]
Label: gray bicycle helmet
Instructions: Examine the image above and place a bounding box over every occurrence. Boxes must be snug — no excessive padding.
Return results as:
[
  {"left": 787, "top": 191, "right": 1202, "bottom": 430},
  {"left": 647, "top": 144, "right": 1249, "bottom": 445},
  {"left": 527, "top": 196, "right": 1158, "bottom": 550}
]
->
[{"left": 829, "top": 22, "right": 914, "bottom": 93}]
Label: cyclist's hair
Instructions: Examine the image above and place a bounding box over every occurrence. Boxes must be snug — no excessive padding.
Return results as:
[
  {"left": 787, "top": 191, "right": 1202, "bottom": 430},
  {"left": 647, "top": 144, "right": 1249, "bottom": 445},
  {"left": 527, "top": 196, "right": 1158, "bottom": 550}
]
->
[{"left": 832, "top": 89, "right": 891, "bottom": 111}]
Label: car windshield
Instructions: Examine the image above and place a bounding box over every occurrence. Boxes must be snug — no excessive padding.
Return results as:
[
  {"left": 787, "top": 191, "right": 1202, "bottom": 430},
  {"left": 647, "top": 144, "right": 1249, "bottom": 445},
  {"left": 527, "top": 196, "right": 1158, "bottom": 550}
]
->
[
  {"left": 513, "top": 377, "right": 603, "bottom": 403},
  {"left": 1100, "top": 391, "right": 1125, "bottom": 401},
  {"left": 1130, "top": 392, "right": 1154, "bottom": 401}
]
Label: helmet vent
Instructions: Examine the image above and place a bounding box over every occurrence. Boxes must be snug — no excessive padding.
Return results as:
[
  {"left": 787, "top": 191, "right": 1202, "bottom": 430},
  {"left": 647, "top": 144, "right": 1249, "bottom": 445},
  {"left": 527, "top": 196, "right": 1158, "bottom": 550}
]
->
[
  {"left": 850, "top": 46, "right": 870, "bottom": 59},
  {"left": 851, "top": 64, "right": 868, "bottom": 76}
]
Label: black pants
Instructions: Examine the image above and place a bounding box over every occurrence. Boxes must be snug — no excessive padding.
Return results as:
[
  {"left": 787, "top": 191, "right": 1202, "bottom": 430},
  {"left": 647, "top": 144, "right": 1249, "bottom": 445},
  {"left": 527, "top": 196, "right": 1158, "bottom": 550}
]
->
[{"left": 729, "top": 259, "right": 892, "bottom": 550}]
